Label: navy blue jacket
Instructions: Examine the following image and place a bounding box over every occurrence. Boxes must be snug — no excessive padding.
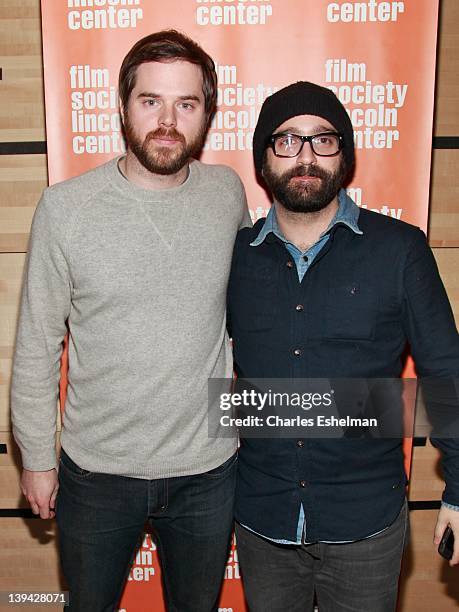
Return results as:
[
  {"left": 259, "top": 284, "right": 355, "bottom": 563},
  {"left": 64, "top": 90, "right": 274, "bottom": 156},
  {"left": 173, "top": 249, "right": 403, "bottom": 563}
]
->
[{"left": 227, "top": 208, "right": 459, "bottom": 542}]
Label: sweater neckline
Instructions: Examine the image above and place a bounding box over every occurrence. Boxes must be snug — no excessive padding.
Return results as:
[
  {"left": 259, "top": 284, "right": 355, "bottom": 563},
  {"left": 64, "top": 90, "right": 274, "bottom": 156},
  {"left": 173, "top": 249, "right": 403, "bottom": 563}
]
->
[{"left": 106, "top": 155, "right": 197, "bottom": 202}]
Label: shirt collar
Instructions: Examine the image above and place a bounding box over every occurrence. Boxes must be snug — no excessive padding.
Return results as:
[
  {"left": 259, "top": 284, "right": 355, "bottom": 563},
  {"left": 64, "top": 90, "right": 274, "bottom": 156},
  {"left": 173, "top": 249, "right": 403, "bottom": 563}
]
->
[{"left": 250, "top": 188, "right": 363, "bottom": 247}]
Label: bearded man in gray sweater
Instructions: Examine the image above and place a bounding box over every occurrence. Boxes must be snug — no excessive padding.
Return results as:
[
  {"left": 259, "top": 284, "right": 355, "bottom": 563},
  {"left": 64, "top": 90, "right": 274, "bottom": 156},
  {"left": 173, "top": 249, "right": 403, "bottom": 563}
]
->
[{"left": 11, "top": 30, "right": 251, "bottom": 611}]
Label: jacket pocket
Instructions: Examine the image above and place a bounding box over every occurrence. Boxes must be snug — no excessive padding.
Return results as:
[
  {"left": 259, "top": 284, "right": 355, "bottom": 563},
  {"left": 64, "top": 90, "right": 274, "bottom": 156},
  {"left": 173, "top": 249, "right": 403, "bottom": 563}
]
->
[{"left": 323, "top": 283, "right": 377, "bottom": 340}]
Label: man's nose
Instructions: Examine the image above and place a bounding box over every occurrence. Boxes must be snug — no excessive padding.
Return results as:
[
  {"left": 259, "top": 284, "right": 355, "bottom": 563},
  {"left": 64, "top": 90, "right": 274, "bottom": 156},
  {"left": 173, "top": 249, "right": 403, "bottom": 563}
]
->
[
  {"left": 296, "top": 140, "right": 317, "bottom": 165},
  {"left": 158, "top": 103, "right": 177, "bottom": 128}
]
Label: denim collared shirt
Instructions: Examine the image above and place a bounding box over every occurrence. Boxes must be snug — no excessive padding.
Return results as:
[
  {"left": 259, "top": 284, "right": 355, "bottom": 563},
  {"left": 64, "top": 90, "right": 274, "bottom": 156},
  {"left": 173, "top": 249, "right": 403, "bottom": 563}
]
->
[{"left": 250, "top": 188, "right": 363, "bottom": 282}]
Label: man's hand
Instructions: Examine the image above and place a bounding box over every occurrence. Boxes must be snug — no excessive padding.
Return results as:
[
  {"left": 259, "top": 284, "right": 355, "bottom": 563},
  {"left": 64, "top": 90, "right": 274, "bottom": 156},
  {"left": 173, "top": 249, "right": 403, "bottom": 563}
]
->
[
  {"left": 21, "top": 469, "right": 59, "bottom": 519},
  {"left": 434, "top": 505, "right": 459, "bottom": 567}
]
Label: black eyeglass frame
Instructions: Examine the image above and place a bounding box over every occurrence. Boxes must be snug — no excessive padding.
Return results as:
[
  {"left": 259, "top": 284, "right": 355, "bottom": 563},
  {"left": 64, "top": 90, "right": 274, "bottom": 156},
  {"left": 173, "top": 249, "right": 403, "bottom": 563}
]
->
[{"left": 269, "top": 132, "right": 344, "bottom": 158}]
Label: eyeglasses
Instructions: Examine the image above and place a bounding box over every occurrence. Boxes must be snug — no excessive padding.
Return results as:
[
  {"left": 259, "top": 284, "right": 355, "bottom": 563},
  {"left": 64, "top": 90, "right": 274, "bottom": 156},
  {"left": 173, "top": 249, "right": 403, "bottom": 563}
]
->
[{"left": 269, "top": 132, "right": 343, "bottom": 158}]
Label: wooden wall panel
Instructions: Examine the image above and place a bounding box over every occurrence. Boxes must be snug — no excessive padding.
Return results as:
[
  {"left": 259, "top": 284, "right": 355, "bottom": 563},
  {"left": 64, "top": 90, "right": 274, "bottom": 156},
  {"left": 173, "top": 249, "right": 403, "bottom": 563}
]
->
[
  {"left": 0, "top": 1, "right": 45, "bottom": 143},
  {"left": 0, "top": 517, "right": 63, "bottom": 599},
  {"left": 0, "top": 154, "right": 47, "bottom": 252},
  {"left": 0, "top": 432, "right": 25, "bottom": 508},
  {"left": 434, "top": 0, "right": 459, "bottom": 135},
  {"left": 429, "top": 150, "right": 459, "bottom": 247},
  {"left": 0, "top": 254, "right": 25, "bottom": 431},
  {"left": 408, "top": 441, "right": 444, "bottom": 502},
  {"left": 433, "top": 248, "right": 459, "bottom": 324},
  {"left": 398, "top": 510, "right": 459, "bottom": 611}
]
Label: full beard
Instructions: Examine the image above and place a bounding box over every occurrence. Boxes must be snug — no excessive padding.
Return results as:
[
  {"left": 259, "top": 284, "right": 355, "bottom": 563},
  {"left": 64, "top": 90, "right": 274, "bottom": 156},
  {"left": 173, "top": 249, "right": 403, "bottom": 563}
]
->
[
  {"left": 263, "top": 158, "right": 347, "bottom": 213},
  {"left": 123, "top": 115, "right": 206, "bottom": 176}
]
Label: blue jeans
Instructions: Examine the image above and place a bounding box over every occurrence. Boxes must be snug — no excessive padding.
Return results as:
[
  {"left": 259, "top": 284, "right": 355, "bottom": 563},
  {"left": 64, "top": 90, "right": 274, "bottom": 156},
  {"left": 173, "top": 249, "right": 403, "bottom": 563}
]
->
[
  {"left": 235, "top": 500, "right": 408, "bottom": 612},
  {"left": 56, "top": 449, "right": 237, "bottom": 612}
]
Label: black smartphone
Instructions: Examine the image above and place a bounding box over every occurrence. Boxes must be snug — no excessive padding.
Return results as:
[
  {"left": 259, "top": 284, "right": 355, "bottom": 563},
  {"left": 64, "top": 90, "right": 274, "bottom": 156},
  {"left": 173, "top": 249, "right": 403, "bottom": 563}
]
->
[{"left": 438, "top": 526, "right": 454, "bottom": 561}]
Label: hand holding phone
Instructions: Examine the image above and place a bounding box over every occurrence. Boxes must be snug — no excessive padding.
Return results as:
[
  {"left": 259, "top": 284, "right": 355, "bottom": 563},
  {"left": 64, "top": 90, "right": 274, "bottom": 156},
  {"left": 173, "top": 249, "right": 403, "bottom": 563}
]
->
[{"left": 438, "top": 525, "right": 454, "bottom": 561}]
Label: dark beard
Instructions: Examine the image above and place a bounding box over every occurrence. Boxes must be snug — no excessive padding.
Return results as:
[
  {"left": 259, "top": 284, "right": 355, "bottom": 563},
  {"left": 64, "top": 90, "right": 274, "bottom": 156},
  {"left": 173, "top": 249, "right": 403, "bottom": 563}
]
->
[
  {"left": 263, "top": 158, "right": 347, "bottom": 213},
  {"left": 123, "top": 115, "right": 205, "bottom": 176}
]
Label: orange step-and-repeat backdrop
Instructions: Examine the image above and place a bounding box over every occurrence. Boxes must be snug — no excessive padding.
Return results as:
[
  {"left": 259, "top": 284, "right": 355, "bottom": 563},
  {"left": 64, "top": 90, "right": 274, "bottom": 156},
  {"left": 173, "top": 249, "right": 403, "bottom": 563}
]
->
[{"left": 41, "top": 2, "right": 439, "bottom": 610}]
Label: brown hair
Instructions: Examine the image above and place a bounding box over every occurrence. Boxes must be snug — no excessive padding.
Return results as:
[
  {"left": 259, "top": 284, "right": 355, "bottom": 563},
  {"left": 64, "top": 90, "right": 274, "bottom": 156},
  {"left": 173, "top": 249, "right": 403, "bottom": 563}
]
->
[{"left": 119, "top": 30, "right": 217, "bottom": 123}]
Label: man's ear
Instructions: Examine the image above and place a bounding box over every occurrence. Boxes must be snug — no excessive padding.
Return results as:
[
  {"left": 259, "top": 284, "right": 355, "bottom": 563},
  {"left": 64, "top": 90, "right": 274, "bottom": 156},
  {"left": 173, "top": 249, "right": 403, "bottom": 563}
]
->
[{"left": 119, "top": 98, "right": 125, "bottom": 124}]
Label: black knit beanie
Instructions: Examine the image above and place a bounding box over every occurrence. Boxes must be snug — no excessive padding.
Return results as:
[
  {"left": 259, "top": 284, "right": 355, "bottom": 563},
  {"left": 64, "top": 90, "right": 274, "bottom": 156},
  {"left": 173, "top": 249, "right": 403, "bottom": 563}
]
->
[{"left": 253, "top": 81, "right": 354, "bottom": 175}]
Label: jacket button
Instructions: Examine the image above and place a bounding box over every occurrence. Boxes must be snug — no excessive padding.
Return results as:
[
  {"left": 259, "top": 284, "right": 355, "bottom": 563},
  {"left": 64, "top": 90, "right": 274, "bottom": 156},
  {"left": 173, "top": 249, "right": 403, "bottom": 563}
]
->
[
  {"left": 297, "top": 440, "right": 304, "bottom": 447},
  {"left": 295, "top": 304, "right": 304, "bottom": 312},
  {"left": 293, "top": 349, "right": 302, "bottom": 357},
  {"left": 299, "top": 480, "right": 306, "bottom": 488},
  {"left": 286, "top": 261, "right": 294, "bottom": 268}
]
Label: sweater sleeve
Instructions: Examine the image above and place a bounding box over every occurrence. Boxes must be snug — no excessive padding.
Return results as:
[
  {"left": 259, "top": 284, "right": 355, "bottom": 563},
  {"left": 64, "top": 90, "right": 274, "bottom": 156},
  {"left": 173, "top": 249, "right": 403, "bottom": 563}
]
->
[
  {"left": 402, "top": 228, "right": 459, "bottom": 504},
  {"left": 11, "top": 191, "right": 72, "bottom": 471}
]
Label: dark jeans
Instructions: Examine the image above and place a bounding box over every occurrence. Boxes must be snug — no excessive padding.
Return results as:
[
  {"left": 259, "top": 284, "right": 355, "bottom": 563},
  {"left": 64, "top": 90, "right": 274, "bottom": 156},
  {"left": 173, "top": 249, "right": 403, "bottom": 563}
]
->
[
  {"left": 56, "top": 449, "right": 237, "bottom": 612},
  {"left": 235, "top": 500, "right": 408, "bottom": 612}
]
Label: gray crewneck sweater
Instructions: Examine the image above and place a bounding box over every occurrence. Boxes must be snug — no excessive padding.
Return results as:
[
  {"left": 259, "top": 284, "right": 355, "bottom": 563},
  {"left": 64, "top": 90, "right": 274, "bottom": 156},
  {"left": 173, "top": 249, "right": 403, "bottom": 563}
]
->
[{"left": 11, "top": 157, "right": 251, "bottom": 478}]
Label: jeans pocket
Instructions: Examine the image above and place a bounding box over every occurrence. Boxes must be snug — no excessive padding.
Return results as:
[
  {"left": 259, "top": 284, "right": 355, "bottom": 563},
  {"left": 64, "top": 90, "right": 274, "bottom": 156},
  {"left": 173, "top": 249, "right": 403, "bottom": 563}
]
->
[
  {"left": 202, "top": 453, "right": 237, "bottom": 479},
  {"left": 59, "top": 449, "right": 94, "bottom": 479}
]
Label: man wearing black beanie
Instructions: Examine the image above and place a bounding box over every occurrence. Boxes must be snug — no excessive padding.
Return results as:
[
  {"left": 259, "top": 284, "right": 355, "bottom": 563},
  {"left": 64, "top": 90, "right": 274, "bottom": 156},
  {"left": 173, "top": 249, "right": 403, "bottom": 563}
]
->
[{"left": 227, "top": 81, "right": 459, "bottom": 611}]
